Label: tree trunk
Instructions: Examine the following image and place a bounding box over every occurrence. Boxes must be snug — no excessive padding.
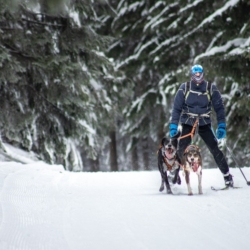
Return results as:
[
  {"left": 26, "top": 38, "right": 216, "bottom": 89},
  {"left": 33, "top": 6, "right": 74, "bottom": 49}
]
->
[
  {"left": 131, "top": 137, "right": 139, "bottom": 171},
  {"left": 142, "top": 137, "right": 150, "bottom": 170},
  {"left": 89, "top": 157, "right": 100, "bottom": 172},
  {"left": 109, "top": 130, "right": 118, "bottom": 171}
]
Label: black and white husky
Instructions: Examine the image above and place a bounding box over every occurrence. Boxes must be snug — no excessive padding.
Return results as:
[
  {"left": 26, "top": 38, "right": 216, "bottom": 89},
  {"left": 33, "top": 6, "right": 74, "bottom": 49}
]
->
[{"left": 157, "top": 134, "right": 181, "bottom": 194}]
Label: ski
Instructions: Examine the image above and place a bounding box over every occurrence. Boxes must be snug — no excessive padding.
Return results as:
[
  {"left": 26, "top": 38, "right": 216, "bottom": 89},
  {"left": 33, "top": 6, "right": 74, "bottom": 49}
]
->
[{"left": 211, "top": 186, "right": 242, "bottom": 191}]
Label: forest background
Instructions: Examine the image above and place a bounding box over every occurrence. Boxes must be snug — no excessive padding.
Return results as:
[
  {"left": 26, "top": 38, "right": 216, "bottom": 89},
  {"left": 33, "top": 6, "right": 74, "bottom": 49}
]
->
[{"left": 0, "top": 0, "right": 249, "bottom": 171}]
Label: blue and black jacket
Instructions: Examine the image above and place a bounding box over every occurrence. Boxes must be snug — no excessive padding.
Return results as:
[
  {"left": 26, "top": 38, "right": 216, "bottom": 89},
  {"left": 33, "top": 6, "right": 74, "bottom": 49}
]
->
[{"left": 170, "top": 80, "right": 226, "bottom": 126}]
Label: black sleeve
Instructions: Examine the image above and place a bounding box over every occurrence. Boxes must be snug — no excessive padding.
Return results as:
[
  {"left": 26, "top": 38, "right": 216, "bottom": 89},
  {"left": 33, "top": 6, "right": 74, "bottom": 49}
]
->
[{"left": 211, "top": 84, "right": 226, "bottom": 124}]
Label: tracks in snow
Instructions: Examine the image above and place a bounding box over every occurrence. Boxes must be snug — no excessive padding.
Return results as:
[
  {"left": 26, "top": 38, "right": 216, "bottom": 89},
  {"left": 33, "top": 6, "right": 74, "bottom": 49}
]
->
[{"left": 0, "top": 163, "right": 70, "bottom": 250}]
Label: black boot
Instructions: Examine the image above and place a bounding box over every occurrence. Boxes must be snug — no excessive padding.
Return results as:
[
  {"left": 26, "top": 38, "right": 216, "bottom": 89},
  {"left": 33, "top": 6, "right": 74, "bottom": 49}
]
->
[{"left": 224, "top": 173, "right": 234, "bottom": 187}]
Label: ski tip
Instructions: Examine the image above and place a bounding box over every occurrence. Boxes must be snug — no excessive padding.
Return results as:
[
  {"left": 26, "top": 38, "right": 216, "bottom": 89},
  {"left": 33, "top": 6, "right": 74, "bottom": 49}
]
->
[
  {"left": 211, "top": 186, "right": 228, "bottom": 191},
  {"left": 211, "top": 186, "right": 241, "bottom": 191}
]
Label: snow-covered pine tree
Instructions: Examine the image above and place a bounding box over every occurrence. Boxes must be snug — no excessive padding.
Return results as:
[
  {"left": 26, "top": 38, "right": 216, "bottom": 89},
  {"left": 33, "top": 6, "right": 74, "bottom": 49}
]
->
[
  {"left": 92, "top": 0, "right": 135, "bottom": 171},
  {"left": 99, "top": 1, "right": 218, "bottom": 170},
  {"left": 0, "top": 0, "right": 117, "bottom": 170},
  {"left": 100, "top": 0, "right": 250, "bottom": 169},
  {"left": 97, "top": 1, "right": 179, "bottom": 170},
  {"left": 190, "top": 0, "right": 250, "bottom": 167}
]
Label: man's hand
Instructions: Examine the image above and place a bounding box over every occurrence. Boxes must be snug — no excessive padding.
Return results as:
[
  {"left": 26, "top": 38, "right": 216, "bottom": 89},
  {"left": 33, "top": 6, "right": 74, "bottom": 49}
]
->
[
  {"left": 169, "top": 123, "right": 178, "bottom": 137},
  {"left": 216, "top": 123, "right": 226, "bottom": 139}
]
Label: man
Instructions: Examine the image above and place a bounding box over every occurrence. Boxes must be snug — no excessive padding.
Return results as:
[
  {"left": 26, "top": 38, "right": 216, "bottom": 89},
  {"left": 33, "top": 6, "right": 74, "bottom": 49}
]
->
[{"left": 169, "top": 64, "right": 233, "bottom": 187}]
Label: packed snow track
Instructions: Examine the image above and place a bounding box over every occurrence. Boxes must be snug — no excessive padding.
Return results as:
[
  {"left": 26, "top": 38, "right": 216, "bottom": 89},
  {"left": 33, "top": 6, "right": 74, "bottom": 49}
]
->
[{"left": 0, "top": 162, "right": 250, "bottom": 250}]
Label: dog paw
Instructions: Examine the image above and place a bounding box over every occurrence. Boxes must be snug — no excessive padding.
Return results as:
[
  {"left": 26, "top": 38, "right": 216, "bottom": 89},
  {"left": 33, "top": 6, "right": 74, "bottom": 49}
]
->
[
  {"left": 159, "top": 185, "right": 164, "bottom": 192},
  {"left": 188, "top": 193, "right": 193, "bottom": 196},
  {"left": 167, "top": 189, "right": 173, "bottom": 194}
]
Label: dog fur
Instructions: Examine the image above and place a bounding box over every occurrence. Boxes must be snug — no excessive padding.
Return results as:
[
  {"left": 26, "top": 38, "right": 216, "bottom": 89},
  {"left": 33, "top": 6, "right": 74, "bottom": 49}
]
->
[
  {"left": 157, "top": 134, "right": 181, "bottom": 194},
  {"left": 182, "top": 144, "right": 203, "bottom": 195}
]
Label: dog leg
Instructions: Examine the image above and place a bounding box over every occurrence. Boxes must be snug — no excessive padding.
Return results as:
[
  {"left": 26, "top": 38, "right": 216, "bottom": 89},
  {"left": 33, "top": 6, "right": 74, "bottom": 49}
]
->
[
  {"left": 159, "top": 172, "right": 172, "bottom": 194},
  {"left": 172, "top": 167, "right": 181, "bottom": 185},
  {"left": 168, "top": 170, "right": 175, "bottom": 184},
  {"left": 158, "top": 158, "right": 165, "bottom": 192},
  {"left": 184, "top": 170, "right": 193, "bottom": 195},
  {"left": 177, "top": 174, "right": 181, "bottom": 185},
  {"left": 166, "top": 185, "right": 173, "bottom": 194},
  {"left": 159, "top": 178, "right": 165, "bottom": 192},
  {"left": 164, "top": 172, "right": 173, "bottom": 194},
  {"left": 197, "top": 169, "right": 203, "bottom": 195}
]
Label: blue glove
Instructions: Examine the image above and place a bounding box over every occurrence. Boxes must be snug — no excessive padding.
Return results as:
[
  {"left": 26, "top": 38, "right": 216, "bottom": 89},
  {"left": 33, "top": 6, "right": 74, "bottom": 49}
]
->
[
  {"left": 216, "top": 123, "right": 226, "bottom": 139},
  {"left": 169, "top": 123, "right": 178, "bottom": 137}
]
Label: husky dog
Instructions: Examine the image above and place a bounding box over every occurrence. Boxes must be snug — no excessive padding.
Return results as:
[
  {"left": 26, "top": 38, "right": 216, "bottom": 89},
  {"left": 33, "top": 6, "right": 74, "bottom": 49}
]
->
[
  {"left": 157, "top": 134, "right": 181, "bottom": 194},
  {"left": 182, "top": 145, "right": 203, "bottom": 195}
]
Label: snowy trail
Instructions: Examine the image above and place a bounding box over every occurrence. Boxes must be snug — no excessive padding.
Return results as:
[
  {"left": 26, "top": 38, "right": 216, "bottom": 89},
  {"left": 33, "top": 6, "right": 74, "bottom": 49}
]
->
[
  {"left": 0, "top": 163, "right": 69, "bottom": 250},
  {"left": 0, "top": 162, "right": 250, "bottom": 250}
]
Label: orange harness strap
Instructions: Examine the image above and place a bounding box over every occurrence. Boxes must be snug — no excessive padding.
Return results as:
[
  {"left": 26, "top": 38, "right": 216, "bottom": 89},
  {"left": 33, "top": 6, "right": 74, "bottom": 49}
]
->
[
  {"left": 163, "top": 155, "right": 176, "bottom": 171},
  {"left": 178, "top": 118, "right": 199, "bottom": 141}
]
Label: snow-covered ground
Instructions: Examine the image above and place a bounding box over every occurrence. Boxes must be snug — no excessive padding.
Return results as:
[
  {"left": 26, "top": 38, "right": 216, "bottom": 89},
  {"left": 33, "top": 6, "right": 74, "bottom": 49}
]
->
[{"left": 0, "top": 158, "right": 250, "bottom": 250}]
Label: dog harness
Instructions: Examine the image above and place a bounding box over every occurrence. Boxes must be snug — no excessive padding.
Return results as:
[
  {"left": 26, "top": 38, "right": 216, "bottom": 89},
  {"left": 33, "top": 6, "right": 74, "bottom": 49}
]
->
[
  {"left": 159, "top": 146, "right": 177, "bottom": 171},
  {"left": 163, "top": 154, "right": 177, "bottom": 171}
]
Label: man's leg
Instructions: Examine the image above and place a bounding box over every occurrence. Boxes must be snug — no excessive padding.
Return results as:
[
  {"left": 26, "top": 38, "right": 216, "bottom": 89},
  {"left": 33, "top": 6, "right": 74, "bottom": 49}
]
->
[{"left": 198, "top": 124, "right": 233, "bottom": 186}]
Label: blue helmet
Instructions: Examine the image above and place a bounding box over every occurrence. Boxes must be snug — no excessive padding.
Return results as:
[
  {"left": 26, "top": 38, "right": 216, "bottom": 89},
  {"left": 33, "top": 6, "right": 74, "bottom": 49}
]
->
[{"left": 191, "top": 64, "right": 204, "bottom": 84}]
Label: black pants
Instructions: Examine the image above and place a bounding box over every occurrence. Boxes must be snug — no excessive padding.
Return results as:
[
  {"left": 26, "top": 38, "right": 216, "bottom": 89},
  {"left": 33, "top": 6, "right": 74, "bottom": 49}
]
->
[{"left": 177, "top": 124, "right": 229, "bottom": 175}]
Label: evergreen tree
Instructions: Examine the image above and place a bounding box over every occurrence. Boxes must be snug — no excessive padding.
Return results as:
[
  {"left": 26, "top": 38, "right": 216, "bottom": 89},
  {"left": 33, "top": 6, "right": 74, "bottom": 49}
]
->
[
  {"left": 93, "top": 0, "right": 135, "bottom": 171},
  {"left": 0, "top": 0, "right": 118, "bottom": 170},
  {"left": 101, "top": 0, "right": 250, "bottom": 169},
  {"left": 191, "top": 0, "right": 250, "bottom": 166}
]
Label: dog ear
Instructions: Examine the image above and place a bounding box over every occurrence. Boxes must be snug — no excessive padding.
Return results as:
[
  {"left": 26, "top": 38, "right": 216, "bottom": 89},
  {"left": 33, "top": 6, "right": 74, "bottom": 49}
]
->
[
  {"left": 196, "top": 145, "right": 201, "bottom": 153},
  {"left": 161, "top": 137, "right": 167, "bottom": 145},
  {"left": 183, "top": 145, "right": 190, "bottom": 155}
]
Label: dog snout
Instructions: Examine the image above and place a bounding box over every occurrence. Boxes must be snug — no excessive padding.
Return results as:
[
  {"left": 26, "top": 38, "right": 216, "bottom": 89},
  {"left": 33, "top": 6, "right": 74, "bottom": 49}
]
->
[{"left": 191, "top": 158, "right": 194, "bottom": 162}]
